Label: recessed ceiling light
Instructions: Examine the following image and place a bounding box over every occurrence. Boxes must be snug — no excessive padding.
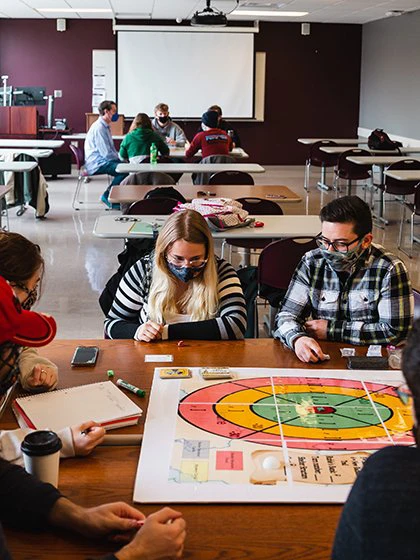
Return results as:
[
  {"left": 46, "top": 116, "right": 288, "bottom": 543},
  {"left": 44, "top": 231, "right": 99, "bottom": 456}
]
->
[
  {"left": 232, "top": 10, "right": 308, "bottom": 17},
  {"left": 385, "top": 10, "right": 405, "bottom": 16},
  {"left": 37, "top": 8, "right": 113, "bottom": 13}
]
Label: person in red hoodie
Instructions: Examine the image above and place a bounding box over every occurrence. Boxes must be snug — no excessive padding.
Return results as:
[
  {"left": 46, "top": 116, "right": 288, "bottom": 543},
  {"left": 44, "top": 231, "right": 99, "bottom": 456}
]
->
[{"left": 185, "top": 110, "right": 233, "bottom": 159}]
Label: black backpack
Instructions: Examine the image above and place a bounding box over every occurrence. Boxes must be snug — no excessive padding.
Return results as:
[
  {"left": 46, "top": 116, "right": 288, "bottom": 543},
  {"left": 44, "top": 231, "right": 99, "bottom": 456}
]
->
[
  {"left": 368, "top": 129, "right": 402, "bottom": 151},
  {"left": 145, "top": 186, "right": 186, "bottom": 203}
]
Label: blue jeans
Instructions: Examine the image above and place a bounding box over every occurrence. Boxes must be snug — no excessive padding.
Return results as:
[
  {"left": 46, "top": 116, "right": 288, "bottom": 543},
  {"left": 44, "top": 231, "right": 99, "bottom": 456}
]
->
[{"left": 94, "top": 160, "right": 128, "bottom": 196}]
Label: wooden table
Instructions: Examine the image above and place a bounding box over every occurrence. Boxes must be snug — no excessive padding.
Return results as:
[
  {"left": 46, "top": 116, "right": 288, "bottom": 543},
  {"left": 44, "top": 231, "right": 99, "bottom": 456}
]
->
[
  {"left": 2, "top": 339, "right": 352, "bottom": 559},
  {"left": 116, "top": 163, "right": 265, "bottom": 174},
  {"left": 93, "top": 214, "right": 321, "bottom": 240},
  {"left": 109, "top": 184, "right": 302, "bottom": 205}
]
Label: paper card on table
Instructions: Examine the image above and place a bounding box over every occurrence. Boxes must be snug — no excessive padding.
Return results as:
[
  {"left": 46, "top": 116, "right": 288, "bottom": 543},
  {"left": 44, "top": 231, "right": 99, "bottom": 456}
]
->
[{"left": 145, "top": 354, "right": 174, "bottom": 363}]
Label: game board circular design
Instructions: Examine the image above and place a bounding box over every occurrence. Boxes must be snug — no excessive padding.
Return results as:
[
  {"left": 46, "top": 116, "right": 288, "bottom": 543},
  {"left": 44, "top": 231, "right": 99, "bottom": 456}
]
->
[{"left": 178, "top": 376, "right": 413, "bottom": 450}]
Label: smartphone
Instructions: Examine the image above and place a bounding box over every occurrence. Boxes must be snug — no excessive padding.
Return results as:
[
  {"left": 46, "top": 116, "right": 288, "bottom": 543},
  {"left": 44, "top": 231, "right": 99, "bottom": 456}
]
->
[
  {"left": 347, "top": 356, "right": 389, "bottom": 370},
  {"left": 71, "top": 346, "right": 99, "bottom": 367}
]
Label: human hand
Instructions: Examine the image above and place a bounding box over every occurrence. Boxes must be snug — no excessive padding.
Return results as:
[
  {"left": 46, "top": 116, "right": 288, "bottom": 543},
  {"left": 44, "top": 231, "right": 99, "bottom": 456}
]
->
[
  {"left": 136, "top": 321, "right": 163, "bottom": 343},
  {"left": 166, "top": 138, "right": 176, "bottom": 145},
  {"left": 71, "top": 421, "right": 105, "bottom": 455},
  {"left": 115, "top": 507, "right": 186, "bottom": 560},
  {"left": 305, "top": 319, "right": 328, "bottom": 340},
  {"left": 49, "top": 498, "right": 145, "bottom": 540},
  {"left": 26, "top": 364, "right": 57, "bottom": 390},
  {"left": 294, "top": 336, "right": 327, "bottom": 363}
]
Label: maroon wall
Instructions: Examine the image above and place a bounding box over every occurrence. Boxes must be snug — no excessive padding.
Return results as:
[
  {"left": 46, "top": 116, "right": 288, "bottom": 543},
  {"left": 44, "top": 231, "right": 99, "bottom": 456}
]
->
[{"left": 0, "top": 19, "right": 361, "bottom": 164}]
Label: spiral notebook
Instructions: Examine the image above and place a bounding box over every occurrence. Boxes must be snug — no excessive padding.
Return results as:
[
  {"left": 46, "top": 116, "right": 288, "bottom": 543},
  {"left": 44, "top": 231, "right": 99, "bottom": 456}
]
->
[{"left": 12, "top": 381, "right": 143, "bottom": 431}]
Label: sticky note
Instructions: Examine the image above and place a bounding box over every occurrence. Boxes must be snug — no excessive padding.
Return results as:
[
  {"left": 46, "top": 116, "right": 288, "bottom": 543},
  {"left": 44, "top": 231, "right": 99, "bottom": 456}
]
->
[{"left": 145, "top": 354, "right": 173, "bottom": 363}]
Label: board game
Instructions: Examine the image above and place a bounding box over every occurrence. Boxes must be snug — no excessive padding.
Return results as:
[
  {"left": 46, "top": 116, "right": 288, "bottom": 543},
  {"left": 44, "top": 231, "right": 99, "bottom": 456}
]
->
[{"left": 134, "top": 367, "right": 413, "bottom": 504}]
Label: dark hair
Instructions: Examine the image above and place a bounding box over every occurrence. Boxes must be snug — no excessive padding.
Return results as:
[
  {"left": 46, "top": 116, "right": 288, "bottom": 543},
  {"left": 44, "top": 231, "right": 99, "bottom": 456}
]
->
[
  {"left": 0, "top": 232, "right": 44, "bottom": 284},
  {"left": 403, "top": 320, "right": 420, "bottom": 422},
  {"left": 208, "top": 104, "right": 222, "bottom": 116},
  {"left": 98, "top": 100, "right": 116, "bottom": 115},
  {"left": 131, "top": 113, "right": 152, "bottom": 131},
  {"left": 319, "top": 195, "right": 372, "bottom": 237}
]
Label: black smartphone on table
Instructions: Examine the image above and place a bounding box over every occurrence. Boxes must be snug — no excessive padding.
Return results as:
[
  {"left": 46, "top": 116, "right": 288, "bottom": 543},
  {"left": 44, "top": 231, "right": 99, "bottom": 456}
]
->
[{"left": 71, "top": 346, "right": 99, "bottom": 367}]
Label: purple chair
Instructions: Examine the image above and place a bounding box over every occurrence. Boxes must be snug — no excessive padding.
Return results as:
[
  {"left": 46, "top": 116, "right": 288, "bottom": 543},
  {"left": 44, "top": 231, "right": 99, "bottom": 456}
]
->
[
  {"left": 255, "top": 236, "right": 317, "bottom": 336},
  {"left": 127, "top": 198, "right": 178, "bottom": 215},
  {"left": 398, "top": 181, "right": 420, "bottom": 258},
  {"left": 69, "top": 143, "right": 110, "bottom": 210},
  {"left": 333, "top": 148, "right": 372, "bottom": 196},
  {"left": 304, "top": 140, "right": 338, "bottom": 190},
  {"left": 209, "top": 171, "right": 254, "bottom": 185}
]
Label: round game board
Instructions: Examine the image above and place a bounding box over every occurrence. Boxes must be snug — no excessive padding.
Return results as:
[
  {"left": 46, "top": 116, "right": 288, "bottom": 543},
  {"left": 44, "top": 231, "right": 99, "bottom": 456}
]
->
[{"left": 178, "top": 376, "right": 413, "bottom": 450}]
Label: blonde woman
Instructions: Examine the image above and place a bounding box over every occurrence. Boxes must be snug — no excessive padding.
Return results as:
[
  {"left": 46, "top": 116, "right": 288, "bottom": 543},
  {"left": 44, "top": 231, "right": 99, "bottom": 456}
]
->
[{"left": 105, "top": 210, "right": 247, "bottom": 341}]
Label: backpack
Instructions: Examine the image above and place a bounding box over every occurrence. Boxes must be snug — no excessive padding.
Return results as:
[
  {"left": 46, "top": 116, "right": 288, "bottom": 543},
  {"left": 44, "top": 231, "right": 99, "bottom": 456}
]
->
[
  {"left": 145, "top": 186, "right": 186, "bottom": 203},
  {"left": 368, "top": 129, "right": 402, "bottom": 151}
]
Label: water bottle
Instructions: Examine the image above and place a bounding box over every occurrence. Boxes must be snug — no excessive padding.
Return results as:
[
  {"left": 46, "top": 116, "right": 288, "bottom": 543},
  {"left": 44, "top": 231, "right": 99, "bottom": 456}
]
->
[{"left": 150, "top": 142, "right": 158, "bottom": 165}]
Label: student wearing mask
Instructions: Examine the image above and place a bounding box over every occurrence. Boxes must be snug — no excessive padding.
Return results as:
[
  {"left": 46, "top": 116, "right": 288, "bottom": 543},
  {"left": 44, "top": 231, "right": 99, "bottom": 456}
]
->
[
  {"left": 185, "top": 111, "right": 233, "bottom": 160},
  {"left": 151, "top": 103, "right": 187, "bottom": 147},
  {"left": 0, "top": 280, "right": 186, "bottom": 559},
  {"left": 275, "top": 196, "right": 413, "bottom": 362},
  {"left": 207, "top": 104, "right": 241, "bottom": 148},
  {"left": 84, "top": 100, "right": 127, "bottom": 208},
  {"left": 120, "top": 113, "right": 169, "bottom": 163},
  {"left": 105, "top": 209, "right": 246, "bottom": 341}
]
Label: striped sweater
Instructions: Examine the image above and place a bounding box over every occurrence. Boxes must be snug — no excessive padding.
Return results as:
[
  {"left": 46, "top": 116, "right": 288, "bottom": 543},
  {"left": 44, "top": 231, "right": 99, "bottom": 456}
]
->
[{"left": 104, "top": 253, "right": 247, "bottom": 340}]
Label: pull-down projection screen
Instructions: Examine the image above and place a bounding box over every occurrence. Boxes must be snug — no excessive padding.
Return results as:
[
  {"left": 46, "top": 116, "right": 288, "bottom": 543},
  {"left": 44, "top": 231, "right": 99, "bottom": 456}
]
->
[{"left": 117, "top": 31, "right": 254, "bottom": 118}]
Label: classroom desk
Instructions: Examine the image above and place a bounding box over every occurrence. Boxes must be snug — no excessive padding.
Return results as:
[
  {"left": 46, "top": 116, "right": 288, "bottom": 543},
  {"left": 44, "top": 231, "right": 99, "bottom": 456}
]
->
[
  {"left": 109, "top": 184, "right": 302, "bottom": 205},
  {"left": 0, "top": 139, "right": 64, "bottom": 149},
  {"left": 116, "top": 162, "right": 265, "bottom": 174},
  {"left": 93, "top": 214, "right": 321, "bottom": 240},
  {"left": 384, "top": 169, "right": 420, "bottom": 182},
  {"left": 298, "top": 138, "right": 367, "bottom": 145},
  {"left": 2, "top": 338, "right": 352, "bottom": 559},
  {"left": 0, "top": 161, "right": 38, "bottom": 173},
  {"left": 0, "top": 148, "right": 53, "bottom": 159},
  {"left": 320, "top": 146, "right": 420, "bottom": 156}
]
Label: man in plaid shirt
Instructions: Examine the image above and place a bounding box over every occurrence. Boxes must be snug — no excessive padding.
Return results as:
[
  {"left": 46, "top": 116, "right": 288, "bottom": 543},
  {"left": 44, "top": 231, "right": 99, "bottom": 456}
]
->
[{"left": 274, "top": 196, "right": 413, "bottom": 363}]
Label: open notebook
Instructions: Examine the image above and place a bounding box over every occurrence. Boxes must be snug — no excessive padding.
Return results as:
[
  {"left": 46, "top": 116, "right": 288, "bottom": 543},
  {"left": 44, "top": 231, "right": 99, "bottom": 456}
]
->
[{"left": 12, "top": 381, "right": 142, "bottom": 431}]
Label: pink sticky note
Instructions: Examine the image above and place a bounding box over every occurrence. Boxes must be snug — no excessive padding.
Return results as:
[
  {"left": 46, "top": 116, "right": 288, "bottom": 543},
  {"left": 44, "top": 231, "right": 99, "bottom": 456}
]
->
[{"left": 215, "top": 451, "right": 243, "bottom": 471}]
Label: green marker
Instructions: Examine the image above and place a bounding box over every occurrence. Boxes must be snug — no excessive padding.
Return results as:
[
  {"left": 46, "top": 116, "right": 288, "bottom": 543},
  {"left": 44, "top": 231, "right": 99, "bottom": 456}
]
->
[{"left": 116, "top": 378, "right": 145, "bottom": 397}]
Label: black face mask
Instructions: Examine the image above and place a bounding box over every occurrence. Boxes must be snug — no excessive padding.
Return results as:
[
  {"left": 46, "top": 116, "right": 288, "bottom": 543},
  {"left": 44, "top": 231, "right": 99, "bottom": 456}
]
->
[{"left": 158, "top": 116, "right": 169, "bottom": 124}]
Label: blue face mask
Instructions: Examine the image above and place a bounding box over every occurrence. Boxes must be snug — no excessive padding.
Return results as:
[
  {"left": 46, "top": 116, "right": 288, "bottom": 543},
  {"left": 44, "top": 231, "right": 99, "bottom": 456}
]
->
[
  {"left": 111, "top": 112, "right": 119, "bottom": 122},
  {"left": 167, "top": 261, "right": 206, "bottom": 283}
]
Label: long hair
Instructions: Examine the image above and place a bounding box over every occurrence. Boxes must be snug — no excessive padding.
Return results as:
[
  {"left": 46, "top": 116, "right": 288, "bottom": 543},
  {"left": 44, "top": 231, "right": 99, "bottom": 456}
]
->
[
  {"left": 129, "top": 113, "right": 152, "bottom": 133},
  {"left": 148, "top": 210, "right": 219, "bottom": 323}
]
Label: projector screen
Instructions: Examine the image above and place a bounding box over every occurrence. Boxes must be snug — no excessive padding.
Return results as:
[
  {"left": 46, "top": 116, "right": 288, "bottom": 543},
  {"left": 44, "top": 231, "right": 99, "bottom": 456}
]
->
[{"left": 117, "top": 31, "right": 254, "bottom": 118}]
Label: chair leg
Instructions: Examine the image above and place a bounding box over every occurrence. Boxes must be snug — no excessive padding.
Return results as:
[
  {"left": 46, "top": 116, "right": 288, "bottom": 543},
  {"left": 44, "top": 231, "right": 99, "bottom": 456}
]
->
[
  {"left": 304, "top": 161, "right": 310, "bottom": 191},
  {"left": 398, "top": 204, "right": 406, "bottom": 250},
  {"left": 72, "top": 176, "right": 83, "bottom": 210},
  {"left": 221, "top": 239, "right": 227, "bottom": 259},
  {"left": 410, "top": 212, "right": 415, "bottom": 258},
  {"left": 254, "top": 297, "right": 259, "bottom": 338}
]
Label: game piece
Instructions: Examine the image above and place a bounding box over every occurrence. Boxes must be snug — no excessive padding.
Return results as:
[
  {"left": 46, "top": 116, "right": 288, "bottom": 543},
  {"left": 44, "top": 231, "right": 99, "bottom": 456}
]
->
[
  {"left": 367, "top": 344, "right": 382, "bottom": 357},
  {"left": 159, "top": 367, "right": 192, "bottom": 379},
  {"left": 340, "top": 348, "right": 356, "bottom": 357},
  {"left": 145, "top": 354, "right": 174, "bottom": 363},
  {"left": 200, "top": 367, "right": 233, "bottom": 380},
  {"left": 262, "top": 455, "right": 281, "bottom": 470},
  {"left": 107, "top": 369, "right": 114, "bottom": 378},
  {"left": 177, "top": 340, "right": 185, "bottom": 347},
  {"left": 322, "top": 354, "right": 331, "bottom": 361}
]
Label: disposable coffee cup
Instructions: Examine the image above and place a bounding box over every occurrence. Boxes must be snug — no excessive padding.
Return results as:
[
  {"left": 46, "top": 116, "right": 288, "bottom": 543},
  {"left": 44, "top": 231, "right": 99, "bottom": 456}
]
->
[{"left": 21, "top": 430, "right": 62, "bottom": 487}]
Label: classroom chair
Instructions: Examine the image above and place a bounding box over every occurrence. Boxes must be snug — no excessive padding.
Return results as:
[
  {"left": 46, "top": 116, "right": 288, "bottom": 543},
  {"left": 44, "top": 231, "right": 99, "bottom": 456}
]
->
[
  {"left": 193, "top": 154, "right": 235, "bottom": 185},
  {"left": 304, "top": 140, "right": 338, "bottom": 191},
  {"left": 69, "top": 144, "right": 111, "bottom": 211},
  {"left": 209, "top": 170, "right": 254, "bottom": 185},
  {"left": 398, "top": 181, "right": 420, "bottom": 258},
  {"left": 127, "top": 197, "right": 179, "bottom": 215},
  {"left": 333, "top": 148, "right": 372, "bottom": 197},
  {"left": 378, "top": 159, "right": 420, "bottom": 227},
  {"left": 254, "top": 236, "right": 317, "bottom": 337}
]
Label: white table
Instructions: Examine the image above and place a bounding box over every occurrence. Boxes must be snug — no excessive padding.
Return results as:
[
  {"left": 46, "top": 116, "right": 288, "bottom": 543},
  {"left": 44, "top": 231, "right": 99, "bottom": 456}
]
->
[
  {"left": 93, "top": 214, "right": 321, "bottom": 240},
  {"left": 298, "top": 138, "right": 367, "bottom": 145},
  {"left": 321, "top": 146, "right": 420, "bottom": 155},
  {"left": 384, "top": 170, "right": 420, "bottom": 182},
  {"left": 0, "top": 162, "right": 38, "bottom": 172},
  {"left": 115, "top": 163, "right": 265, "bottom": 174},
  {"left": 0, "top": 139, "right": 64, "bottom": 149},
  {"left": 0, "top": 149, "right": 53, "bottom": 159}
]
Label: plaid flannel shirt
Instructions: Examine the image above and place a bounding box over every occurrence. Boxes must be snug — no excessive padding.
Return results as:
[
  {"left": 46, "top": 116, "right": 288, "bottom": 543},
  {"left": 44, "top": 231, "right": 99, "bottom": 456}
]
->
[{"left": 274, "top": 244, "right": 413, "bottom": 348}]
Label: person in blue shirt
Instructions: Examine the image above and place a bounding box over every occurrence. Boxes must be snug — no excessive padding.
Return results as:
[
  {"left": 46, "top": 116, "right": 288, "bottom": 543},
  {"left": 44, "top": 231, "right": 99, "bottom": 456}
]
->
[{"left": 84, "top": 100, "right": 128, "bottom": 208}]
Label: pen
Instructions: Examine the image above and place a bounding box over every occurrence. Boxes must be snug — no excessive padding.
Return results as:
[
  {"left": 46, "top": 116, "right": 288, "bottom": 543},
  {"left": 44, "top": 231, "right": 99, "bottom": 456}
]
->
[{"left": 116, "top": 378, "right": 146, "bottom": 397}]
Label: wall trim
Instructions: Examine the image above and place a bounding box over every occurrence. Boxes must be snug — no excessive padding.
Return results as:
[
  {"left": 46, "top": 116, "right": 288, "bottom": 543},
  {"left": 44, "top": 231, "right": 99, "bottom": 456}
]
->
[{"left": 358, "top": 127, "right": 420, "bottom": 147}]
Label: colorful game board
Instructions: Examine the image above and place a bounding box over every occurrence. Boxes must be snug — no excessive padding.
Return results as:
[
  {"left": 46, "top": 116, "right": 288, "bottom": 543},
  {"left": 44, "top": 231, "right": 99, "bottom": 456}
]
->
[{"left": 134, "top": 368, "right": 413, "bottom": 504}]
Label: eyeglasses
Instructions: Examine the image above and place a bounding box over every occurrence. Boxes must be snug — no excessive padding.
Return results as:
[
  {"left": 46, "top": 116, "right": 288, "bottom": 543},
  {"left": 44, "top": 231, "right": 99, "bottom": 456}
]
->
[
  {"left": 316, "top": 235, "right": 362, "bottom": 253},
  {"left": 166, "top": 254, "right": 208, "bottom": 268}
]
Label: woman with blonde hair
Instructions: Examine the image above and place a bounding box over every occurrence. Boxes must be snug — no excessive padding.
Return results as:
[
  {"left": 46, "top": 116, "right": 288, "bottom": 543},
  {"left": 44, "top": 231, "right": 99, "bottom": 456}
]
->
[
  {"left": 120, "top": 112, "right": 169, "bottom": 163},
  {"left": 105, "top": 210, "right": 247, "bottom": 341}
]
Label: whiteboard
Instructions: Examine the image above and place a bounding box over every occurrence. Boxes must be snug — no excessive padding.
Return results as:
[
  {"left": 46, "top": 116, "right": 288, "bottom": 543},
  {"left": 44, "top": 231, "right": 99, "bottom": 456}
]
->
[{"left": 117, "top": 31, "right": 254, "bottom": 118}]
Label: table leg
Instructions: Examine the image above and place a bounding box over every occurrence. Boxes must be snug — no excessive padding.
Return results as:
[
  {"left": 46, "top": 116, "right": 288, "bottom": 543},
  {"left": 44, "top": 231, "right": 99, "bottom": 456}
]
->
[{"left": 317, "top": 164, "right": 330, "bottom": 191}]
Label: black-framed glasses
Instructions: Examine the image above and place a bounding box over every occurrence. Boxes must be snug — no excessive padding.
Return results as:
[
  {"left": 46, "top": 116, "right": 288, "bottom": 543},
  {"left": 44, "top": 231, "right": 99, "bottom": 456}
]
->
[{"left": 316, "top": 235, "right": 362, "bottom": 253}]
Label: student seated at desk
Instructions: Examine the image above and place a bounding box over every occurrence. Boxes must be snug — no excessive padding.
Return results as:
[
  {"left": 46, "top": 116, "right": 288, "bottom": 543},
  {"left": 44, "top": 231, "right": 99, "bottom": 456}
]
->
[
  {"left": 332, "top": 320, "right": 420, "bottom": 559},
  {"left": 208, "top": 104, "right": 241, "bottom": 148},
  {"left": 0, "top": 276, "right": 104, "bottom": 464},
  {"left": 151, "top": 102, "right": 187, "bottom": 147},
  {"left": 0, "top": 284, "right": 186, "bottom": 560},
  {"left": 185, "top": 111, "right": 233, "bottom": 160},
  {"left": 120, "top": 113, "right": 170, "bottom": 164},
  {"left": 274, "top": 196, "right": 413, "bottom": 363},
  {"left": 105, "top": 210, "right": 246, "bottom": 341}
]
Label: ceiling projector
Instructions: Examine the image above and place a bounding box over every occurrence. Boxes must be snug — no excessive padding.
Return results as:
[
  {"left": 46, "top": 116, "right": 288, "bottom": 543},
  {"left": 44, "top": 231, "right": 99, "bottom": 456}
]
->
[{"left": 191, "top": 0, "right": 228, "bottom": 26}]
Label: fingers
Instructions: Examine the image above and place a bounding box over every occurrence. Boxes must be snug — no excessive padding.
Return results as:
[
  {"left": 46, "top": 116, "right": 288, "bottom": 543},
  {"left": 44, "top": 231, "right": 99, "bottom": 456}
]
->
[
  {"left": 138, "top": 322, "right": 163, "bottom": 342},
  {"left": 294, "top": 337, "right": 325, "bottom": 363},
  {"left": 151, "top": 507, "right": 183, "bottom": 525},
  {"left": 72, "top": 422, "right": 106, "bottom": 455},
  {"left": 27, "top": 365, "right": 57, "bottom": 389}
]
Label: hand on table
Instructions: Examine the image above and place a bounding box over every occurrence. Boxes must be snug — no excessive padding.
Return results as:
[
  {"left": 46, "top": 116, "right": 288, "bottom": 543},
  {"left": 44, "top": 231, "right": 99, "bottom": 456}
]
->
[
  {"left": 136, "top": 321, "right": 164, "bottom": 343},
  {"left": 305, "top": 319, "right": 328, "bottom": 340},
  {"left": 115, "top": 507, "right": 186, "bottom": 560},
  {"left": 294, "top": 336, "right": 328, "bottom": 363},
  {"left": 166, "top": 138, "right": 177, "bottom": 146},
  {"left": 71, "top": 421, "right": 105, "bottom": 455},
  {"left": 26, "top": 364, "right": 57, "bottom": 390}
]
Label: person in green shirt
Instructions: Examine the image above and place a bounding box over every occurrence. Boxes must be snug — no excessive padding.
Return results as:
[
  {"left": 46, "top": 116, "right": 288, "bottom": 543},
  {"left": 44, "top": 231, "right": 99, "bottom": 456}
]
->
[{"left": 119, "top": 113, "right": 170, "bottom": 163}]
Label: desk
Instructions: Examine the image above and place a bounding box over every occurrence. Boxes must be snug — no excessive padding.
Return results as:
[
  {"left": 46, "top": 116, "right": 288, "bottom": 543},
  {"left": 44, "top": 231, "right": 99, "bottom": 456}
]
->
[
  {"left": 93, "top": 214, "right": 321, "bottom": 240},
  {"left": 298, "top": 138, "right": 367, "bottom": 145},
  {"left": 321, "top": 146, "right": 420, "bottom": 156},
  {"left": 0, "top": 139, "right": 64, "bottom": 149},
  {"left": 0, "top": 148, "right": 53, "bottom": 159},
  {"left": 384, "top": 169, "right": 420, "bottom": 182},
  {"left": 0, "top": 162, "right": 38, "bottom": 173},
  {"left": 109, "top": 184, "right": 302, "bottom": 205},
  {"left": 2, "top": 338, "right": 347, "bottom": 559},
  {"left": 116, "top": 162, "right": 265, "bottom": 174}
]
